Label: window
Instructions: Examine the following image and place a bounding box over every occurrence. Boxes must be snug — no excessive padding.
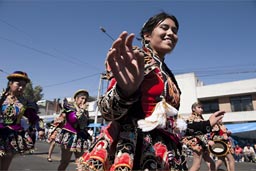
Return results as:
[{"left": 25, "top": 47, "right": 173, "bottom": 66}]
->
[
  {"left": 230, "top": 95, "right": 253, "bottom": 112},
  {"left": 201, "top": 100, "right": 219, "bottom": 114}
]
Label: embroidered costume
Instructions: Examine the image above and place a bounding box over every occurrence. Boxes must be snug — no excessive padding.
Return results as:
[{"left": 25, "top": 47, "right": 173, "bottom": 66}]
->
[
  {"left": 209, "top": 123, "right": 234, "bottom": 156},
  {"left": 79, "top": 46, "right": 214, "bottom": 171},
  {"left": 0, "top": 94, "right": 41, "bottom": 156},
  {"left": 182, "top": 112, "right": 210, "bottom": 153},
  {"left": 55, "top": 99, "right": 91, "bottom": 152}
]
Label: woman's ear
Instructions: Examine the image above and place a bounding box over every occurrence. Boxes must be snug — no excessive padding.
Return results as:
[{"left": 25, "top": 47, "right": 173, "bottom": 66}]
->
[
  {"left": 143, "top": 33, "right": 151, "bottom": 43},
  {"left": 8, "top": 81, "right": 12, "bottom": 87}
]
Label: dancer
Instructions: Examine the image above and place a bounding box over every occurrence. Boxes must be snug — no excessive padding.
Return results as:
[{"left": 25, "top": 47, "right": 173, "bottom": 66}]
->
[
  {"left": 79, "top": 12, "right": 225, "bottom": 171},
  {"left": 182, "top": 102, "right": 216, "bottom": 171},
  {"left": 209, "top": 119, "right": 235, "bottom": 171},
  {"left": 55, "top": 89, "right": 92, "bottom": 171},
  {"left": 46, "top": 115, "right": 65, "bottom": 162},
  {"left": 0, "top": 71, "right": 44, "bottom": 170}
]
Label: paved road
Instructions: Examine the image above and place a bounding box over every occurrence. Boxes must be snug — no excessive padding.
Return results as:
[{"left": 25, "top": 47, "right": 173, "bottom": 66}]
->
[
  {"left": 10, "top": 141, "right": 256, "bottom": 171},
  {"left": 10, "top": 141, "right": 76, "bottom": 171}
]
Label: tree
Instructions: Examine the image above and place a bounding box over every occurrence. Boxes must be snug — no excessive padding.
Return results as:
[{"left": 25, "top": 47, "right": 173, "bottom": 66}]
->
[{"left": 23, "top": 82, "right": 44, "bottom": 102}]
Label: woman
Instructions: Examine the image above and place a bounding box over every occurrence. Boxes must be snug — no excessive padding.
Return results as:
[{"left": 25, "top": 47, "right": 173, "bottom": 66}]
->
[
  {"left": 55, "top": 89, "right": 92, "bottom": 171},
  {"left": 79, "top": 12, "right": 225, "bottom": 171},
  {"left": 182, "top": 102, "right": 216, "bottom": 171},
  {"left": 0, "top": 71, "right": 44, "bottom": 170},
  {"left": 209, "top": 120, "right": 235, "bottom": 171},
  {"left": 46, "top": 116, "right": 65, "bottom": 162}
]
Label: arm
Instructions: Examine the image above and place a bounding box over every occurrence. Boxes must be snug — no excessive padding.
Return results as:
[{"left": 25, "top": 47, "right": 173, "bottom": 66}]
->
[
  {"left": 98, "top": 82, "right": 139, "bottom": 121},
  {"left": 99, "top": 32, "right": 145, "bottom": 121},
  {"left": 186, "top": 110, "right": 225, "bottom": 136}
]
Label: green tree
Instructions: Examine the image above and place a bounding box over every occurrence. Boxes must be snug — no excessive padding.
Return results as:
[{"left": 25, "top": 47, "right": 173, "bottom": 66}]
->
[{"left": 23, "top": 82, "right": 44, "bottom": 102}]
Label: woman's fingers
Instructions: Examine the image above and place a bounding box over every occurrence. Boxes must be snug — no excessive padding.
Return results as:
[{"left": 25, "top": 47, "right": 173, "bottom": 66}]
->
[{"left": 209, "top": 110, "right": 225, "bottom": 126}]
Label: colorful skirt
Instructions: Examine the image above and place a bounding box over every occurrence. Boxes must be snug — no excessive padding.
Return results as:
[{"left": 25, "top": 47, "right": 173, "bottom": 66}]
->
[
  {"left": 137, "top": 129, "right": 188, "bottom": 171},
  {"left": 78, "top": 121, "right": 135, "bottom": 171},
  {"left": 47, "top": 126, "right": 62, "bottom": 143},
  {"left": 0, "top": 127, "right": 34, "bottom": 157},
  {"left": 55, "top": 129, "right": 91, "bottom": 152}
]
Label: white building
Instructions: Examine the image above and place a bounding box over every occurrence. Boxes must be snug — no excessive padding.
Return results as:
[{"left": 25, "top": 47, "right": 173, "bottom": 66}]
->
[{"left": 176, "top": 72, "right": 256, "bottom": 139}]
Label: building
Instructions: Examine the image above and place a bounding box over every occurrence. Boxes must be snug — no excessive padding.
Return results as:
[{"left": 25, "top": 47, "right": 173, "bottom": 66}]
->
[
  {"left": 37, "top": 97, "right": 101, "bottom": 124},
  {"left": 37, "top": 99, "right": 61, "bottom": 116},
  {"left": 176, "top": 72, "right": 256, "bottom": 140}
]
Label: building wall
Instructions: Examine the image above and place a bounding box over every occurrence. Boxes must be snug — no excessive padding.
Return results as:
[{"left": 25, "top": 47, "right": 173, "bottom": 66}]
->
[
  {"left": 219, "top": 96, "right": 231, "bottom": 112},
  {"left": 176, "top": 72, "right": 256, "bottom": 123},
  {"left": 175, "top": 73, "right": 200, "bottom": 114}
]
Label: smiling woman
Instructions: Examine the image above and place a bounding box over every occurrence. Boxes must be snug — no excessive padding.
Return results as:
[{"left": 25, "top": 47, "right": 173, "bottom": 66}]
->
[{"left": 77, "top": 11, "right": 225, "bottom": 171}]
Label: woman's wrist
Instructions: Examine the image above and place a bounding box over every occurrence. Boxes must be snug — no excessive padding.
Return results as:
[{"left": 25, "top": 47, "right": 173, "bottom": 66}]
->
[{"left": 115, "top": 85, "right": 139, "bottom": 105}]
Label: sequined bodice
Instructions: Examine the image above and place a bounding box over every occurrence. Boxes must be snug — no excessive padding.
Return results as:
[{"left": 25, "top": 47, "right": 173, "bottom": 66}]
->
[{"left": 1, "top": 97, "right": 24, "bottom": 125}]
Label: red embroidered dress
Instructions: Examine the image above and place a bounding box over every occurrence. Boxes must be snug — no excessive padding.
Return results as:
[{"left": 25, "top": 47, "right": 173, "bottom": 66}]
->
[{"left": 79, "top": 47, "right": 213, "bottom": 171}]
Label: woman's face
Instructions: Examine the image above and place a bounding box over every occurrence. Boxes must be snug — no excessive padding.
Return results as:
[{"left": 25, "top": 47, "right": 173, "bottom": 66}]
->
[
  {"left": 9, "top": 80, "right": 27, "bottom": 96},
  {"left": 193, "top": 105, "right": 203, "bottom": 115},
  {"left": 75, "top": 95, "right": 87, "bottom": 108},
  {"left": 145, "top": 18, "right": 178, "bottom": 58}
]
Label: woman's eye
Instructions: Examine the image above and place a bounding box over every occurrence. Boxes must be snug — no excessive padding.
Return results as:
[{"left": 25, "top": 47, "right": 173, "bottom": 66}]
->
[
  {"left": 172, "top": 28, "right": 178, "bottom": 34},
  {"left": 161, "top": 24, "right": 169, "bottom": 30}
]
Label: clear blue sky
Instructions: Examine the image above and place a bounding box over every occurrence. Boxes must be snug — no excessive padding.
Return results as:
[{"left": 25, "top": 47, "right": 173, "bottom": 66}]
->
[{"left": 0, "top": 0, "right": 255, "bottom": 100}]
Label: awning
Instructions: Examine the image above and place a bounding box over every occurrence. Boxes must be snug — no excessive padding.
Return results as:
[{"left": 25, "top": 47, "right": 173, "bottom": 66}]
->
[
  {"left": 225, "top": 122, "right": 256, "bottom": 133},
  {"left": 225, "top": 122, "right": 256, "bottom": 139},
  {"left": 88, "top": 123, "right": 102, "bottom": 128}
]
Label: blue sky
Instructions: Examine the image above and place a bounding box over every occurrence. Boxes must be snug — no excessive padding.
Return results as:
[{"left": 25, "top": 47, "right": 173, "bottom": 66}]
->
[{"left": 0, "top": 0, "right": 255, "bottom": 100}]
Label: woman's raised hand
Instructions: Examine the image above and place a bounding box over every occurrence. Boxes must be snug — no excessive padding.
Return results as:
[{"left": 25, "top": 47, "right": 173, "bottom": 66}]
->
[{"left": 107, "top": 31, "right": 144, "bottom": 97}]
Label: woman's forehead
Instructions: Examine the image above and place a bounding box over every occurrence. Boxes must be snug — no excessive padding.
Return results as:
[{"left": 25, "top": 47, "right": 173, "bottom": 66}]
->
[{"left": 11, "top": 80, "right": 27, "bottom": 84}]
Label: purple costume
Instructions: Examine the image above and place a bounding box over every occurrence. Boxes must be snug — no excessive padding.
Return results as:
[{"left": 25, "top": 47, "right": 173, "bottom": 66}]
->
[{"left": 55, "top": 102, "right": 91, "bottom": 152}]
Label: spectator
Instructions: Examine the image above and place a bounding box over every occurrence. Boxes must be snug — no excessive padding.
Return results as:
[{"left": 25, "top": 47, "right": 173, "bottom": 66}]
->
[
  {"left": 243, "top": 144, "right": 256, "bottom": 163},
  {"left": 234, "top": 144, "right": 243, "bottom": 162}
]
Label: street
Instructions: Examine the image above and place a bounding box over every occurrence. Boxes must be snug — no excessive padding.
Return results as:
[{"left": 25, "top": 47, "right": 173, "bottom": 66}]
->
[
  {"left": 10, "top": 141, "right": 76, "bottom": 171},
  {"left": 9, "top": 141, "right": 256, "bottom": 171}
]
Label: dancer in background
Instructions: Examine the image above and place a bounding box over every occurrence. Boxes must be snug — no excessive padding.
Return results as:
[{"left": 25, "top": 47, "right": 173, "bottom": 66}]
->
[
  {"left": 46, "top": 115, "right": 65, "bottom": 162},
  {"left": 55, "top": 89, "right": 92, "bottom": 171},
  {"left": 209, "top": 119, "right": 235, "bottom": 171},
  {"left": 182, "top": 102, "right": 216, "bottom": 171},
  {"left": 0, "top": 71, "right": 44, "bottom": 170}
]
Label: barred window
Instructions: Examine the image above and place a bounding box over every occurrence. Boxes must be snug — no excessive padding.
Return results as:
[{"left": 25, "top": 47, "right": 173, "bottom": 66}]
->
[
  {"left": 201, "top": 99, "right": 219, "bottom": 114},
  {"left": 230, "top": 95, "right": 253, "bottom": 112}
]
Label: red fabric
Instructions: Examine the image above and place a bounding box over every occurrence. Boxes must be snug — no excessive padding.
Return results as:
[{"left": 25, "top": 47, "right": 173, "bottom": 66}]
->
[
  {"left": 154, "top": 142, "right": 169, "bottom": 169},
  {"left": 140, "top": 68, "right": 164, "bottom": 117},
  {"left": 110, "top": 153, "right": 133, "bottom": 171}
]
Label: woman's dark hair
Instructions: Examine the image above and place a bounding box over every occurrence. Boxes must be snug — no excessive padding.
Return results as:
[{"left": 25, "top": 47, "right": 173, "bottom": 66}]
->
[{"left": 140, "top": 12, "right": 179, "bottom": 45}]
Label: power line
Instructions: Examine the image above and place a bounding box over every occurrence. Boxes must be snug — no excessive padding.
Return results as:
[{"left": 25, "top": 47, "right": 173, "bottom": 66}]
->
[
  {"left": 43, "top": 73, "right": 100, "bottom": 88},
  {"left": 0, "top": 19, "right": 101, "bottom": 70}
]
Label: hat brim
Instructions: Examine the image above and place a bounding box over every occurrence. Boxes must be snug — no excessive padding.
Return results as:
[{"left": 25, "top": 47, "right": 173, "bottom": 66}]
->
[
  {"left": 73, "top": 89, "right": 89, "bottom": 99},
  {"left": 7, "top": 74, "right": 30, "bottom": 82}
]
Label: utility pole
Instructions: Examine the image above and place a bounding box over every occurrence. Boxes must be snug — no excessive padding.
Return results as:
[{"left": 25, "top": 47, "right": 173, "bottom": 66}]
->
[{"left": 93, "top": 73, "right": 104, "bottom": 136}]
